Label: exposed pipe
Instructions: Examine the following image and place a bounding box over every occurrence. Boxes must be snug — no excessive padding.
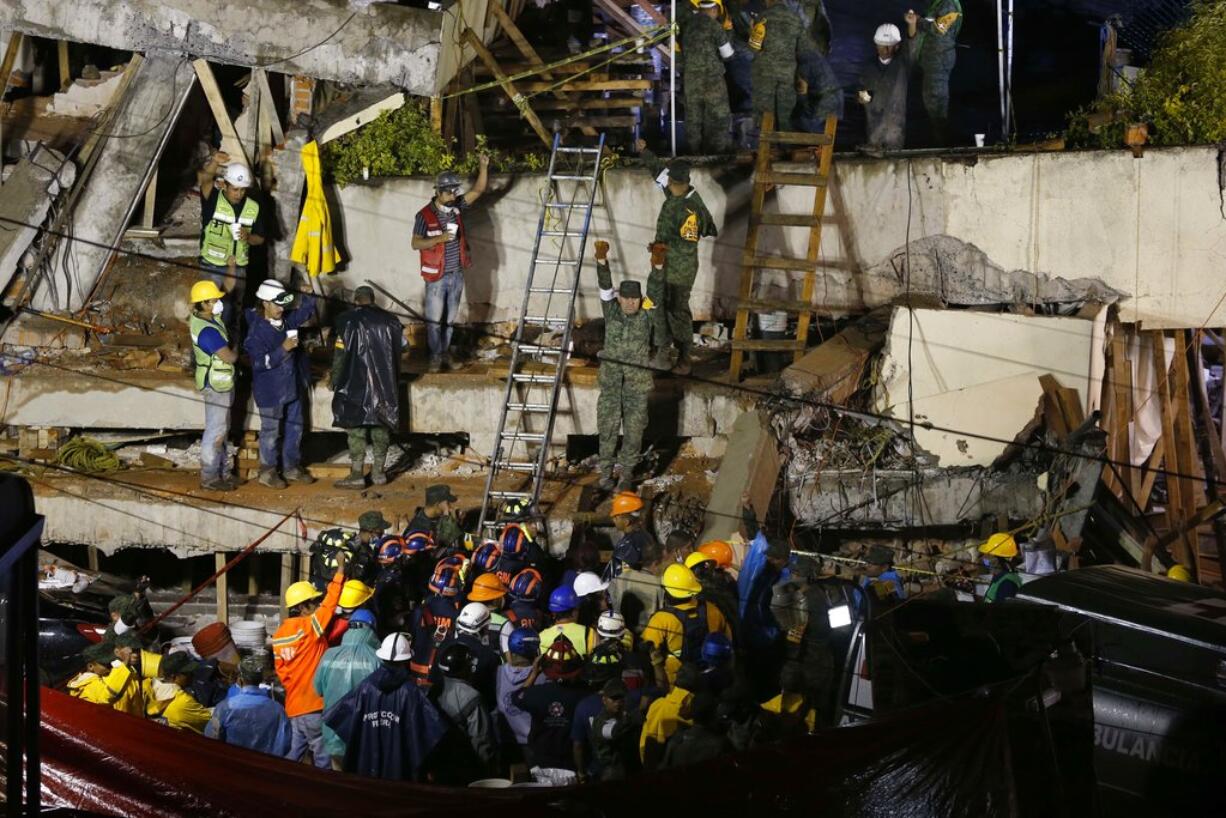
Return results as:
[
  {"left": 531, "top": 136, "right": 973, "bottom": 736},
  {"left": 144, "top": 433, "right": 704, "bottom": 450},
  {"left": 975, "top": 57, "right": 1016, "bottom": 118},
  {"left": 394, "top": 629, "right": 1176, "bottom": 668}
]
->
[{"left": 996, "top": 0, "right": 1006, "bottom": 137}]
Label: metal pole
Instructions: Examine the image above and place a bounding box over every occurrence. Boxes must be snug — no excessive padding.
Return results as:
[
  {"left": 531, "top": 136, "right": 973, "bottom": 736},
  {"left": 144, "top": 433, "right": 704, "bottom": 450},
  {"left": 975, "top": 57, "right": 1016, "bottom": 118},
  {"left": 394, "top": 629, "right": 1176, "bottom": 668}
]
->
[
  {"left": 22, "top": 548, "right": 39, "bottom": 813},
  {"left": 5, "top": 568, "right": 23, "bottom": 816},
  {"left": 670, "top": 0, "right": 676, "bottom": 156},
  {"left": 1005, "top": 0, "right": 1014, "bottom": 137},
  {"left": 996, "top": 0, "right": 1006, "bottom": 138}
]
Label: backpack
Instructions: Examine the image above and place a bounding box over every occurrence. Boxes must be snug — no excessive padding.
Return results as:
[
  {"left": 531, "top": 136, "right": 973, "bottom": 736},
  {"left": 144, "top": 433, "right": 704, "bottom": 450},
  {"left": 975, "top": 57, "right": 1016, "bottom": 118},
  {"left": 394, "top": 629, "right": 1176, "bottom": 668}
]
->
[{"left": 661, "top": 603, "right": 710, "bottom": 664}]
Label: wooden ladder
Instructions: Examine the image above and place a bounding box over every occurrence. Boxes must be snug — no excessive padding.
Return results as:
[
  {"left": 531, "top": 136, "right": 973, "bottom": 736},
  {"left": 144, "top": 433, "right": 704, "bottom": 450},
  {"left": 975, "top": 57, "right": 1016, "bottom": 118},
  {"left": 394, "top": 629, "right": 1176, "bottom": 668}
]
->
[{"left": 728, "top": 112, "right": 838, "bottom": 380}]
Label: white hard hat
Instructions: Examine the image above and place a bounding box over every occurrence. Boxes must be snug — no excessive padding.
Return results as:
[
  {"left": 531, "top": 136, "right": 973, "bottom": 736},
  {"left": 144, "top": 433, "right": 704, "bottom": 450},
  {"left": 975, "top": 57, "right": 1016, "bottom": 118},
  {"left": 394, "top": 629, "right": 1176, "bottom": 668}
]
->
[
  {"left": 456, "top": 601, "right": 491, "bottom": 635},
  {"left": 596, "top": 611, "right": 626, "bottom": 640},
  {"left": 573, "top": 571, "right": 609, "bottom": 598},
  {"left": 254, "top": 279, "right": 287, "bottom": 303},
  {"left": 873, "top": 23, "right": 902, "bottom": 46},
  {"left": 376, "top": 632, "right": 413, "bottom": 662},
  {"left": 223, "top": 163, "right": 253, "bottom": 189}
]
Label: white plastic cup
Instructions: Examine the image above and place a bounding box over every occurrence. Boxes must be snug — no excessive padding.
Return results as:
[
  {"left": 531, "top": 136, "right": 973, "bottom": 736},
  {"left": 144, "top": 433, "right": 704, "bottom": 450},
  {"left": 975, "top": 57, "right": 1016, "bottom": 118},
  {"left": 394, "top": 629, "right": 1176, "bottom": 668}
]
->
[
  {"left": 446, "top": 222, "right": 459, "bottom": 238},
  {"left": 230, "top": 222, "right": 243, "bottom": 241},
  {"left": 286, "top": 329, "right": 298, "bottom": 340},
  {"left": 974, "top": 134, "right": 986, "bottom": 148}
]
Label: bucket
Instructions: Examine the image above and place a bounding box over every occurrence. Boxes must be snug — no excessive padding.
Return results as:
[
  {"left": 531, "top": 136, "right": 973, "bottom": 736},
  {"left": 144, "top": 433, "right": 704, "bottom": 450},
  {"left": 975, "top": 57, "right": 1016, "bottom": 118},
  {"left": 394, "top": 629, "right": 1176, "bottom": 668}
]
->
[
  {"left": 468, "top": 779, "right": 512, "bottom": 789},
  {"left": 231, "top": 620, "right": 268, "bottom": 650},
  {"left": 192, "top": 622, "right": 239, "bottom": 666}
]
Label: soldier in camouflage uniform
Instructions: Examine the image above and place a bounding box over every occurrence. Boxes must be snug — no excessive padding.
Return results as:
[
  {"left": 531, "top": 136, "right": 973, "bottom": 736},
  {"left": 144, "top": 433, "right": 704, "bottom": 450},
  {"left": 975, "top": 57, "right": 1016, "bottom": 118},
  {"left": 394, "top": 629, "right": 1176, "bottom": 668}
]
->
[
  {"left": 681, "top": 0, "right": 735, "bottom": 155},
  {"left": 749, "top": 0, "right": 809, "bottom": 133},
  {"left": 633, "top": 145, "right": 719, "bottom": 375},
  {"left": 793, "top": 47, "right": 843, "bottom": 132},
  {"left": 592, "top": 240, "right": 656, "bottom": 491},
  {"left": 907, "top": 2, "right": 962, "bottom": 145}
]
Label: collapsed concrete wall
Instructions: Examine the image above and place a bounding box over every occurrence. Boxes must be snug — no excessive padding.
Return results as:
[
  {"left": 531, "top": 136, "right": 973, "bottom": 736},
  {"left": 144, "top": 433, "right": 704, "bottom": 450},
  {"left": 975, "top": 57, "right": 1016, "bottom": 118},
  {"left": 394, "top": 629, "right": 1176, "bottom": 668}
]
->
[{"left": 319, "top": 146, "right": 1226, "bottom": 327}]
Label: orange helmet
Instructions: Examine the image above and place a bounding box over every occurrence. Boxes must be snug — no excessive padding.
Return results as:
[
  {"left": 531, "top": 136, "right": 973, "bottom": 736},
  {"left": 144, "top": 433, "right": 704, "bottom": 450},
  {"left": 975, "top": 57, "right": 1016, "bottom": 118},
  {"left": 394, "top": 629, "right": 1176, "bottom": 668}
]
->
[
  {"left": 611, "top": 491, "right": 644, "bottom": 517},
  {"left": 698, "top": 540, "right": 734, "bottom": 568},
  {"left": 469, "top": 572, "right": 508, "bottom": 603}
]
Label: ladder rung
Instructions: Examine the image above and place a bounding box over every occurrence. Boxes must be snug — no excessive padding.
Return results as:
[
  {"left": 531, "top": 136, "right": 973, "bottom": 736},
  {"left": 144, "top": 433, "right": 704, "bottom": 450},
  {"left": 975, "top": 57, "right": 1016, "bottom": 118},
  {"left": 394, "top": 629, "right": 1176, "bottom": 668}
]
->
[
  {"left": 544, "top": 202, "right": 592, "bottom": 209},
  {"left": 517, "top": 344, "right": 564, "bottom": 355},
  {"left": 523, "top": 315, "right": 571, "bottom": 326},
  {"left": 744, "top": 255, "right": 815, "bottom": 271},
  {"left": 494, "top": 461, "right": 538, "bottom": 472},
  {"left": 511, "top": 373, "right": 559, "bottom": 384},
  {"left": 541, "top": 230, "right": 585, "bottom": 238},
  {"left": 507, "top": 403, "right": 552, "bottom": 412},
  {"left": 555, "top": 146, "right": 603, "bottom": 154},
  {"left": 533, "top": 258, "right": 581, "bottom": 266},
  {"left": 528, "top": 287, "right": 576, "bottom": 294},
  {"left": 735, "top": 298, "right": 812, "bottom": 313},
  {"left": 550, "top": 174, "right": 596, "bottom": 181},
  {"left": 762, "top": 131, "right": 833, "bottom": 147},
  {"left": 758, "top": 172, "right": 828, "bottom": 187},
  {"left": 499, "top": 432, "right": 546, "bottom": 443},
  {"left": 489, "top": 490, "right": 533, "bottom": 499},
  {"left": 730, "top": 339, "right": 807, "bottom": 351},
  {"left": 753, "top": 213, "right": 824, "bottom": 227}
]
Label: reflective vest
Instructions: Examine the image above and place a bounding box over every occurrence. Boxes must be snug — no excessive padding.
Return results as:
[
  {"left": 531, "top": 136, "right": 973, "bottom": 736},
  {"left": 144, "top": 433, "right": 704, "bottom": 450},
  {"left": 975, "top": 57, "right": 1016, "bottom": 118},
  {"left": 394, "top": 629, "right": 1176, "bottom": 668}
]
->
[
  {"left": 539, "top": 621, "right": 592, "bottom": 658},
  {"left": 189, "top": 314, "right": 235, "bottom": 392},
  {"left": 417, "top": 202, "right": 470, "bottom": 282},
  {"left": 200, "top": 194, "right": 260, "bottom": 267},
  {"left": 985, "top": 571, "right": 1022, "bottom": 603}
]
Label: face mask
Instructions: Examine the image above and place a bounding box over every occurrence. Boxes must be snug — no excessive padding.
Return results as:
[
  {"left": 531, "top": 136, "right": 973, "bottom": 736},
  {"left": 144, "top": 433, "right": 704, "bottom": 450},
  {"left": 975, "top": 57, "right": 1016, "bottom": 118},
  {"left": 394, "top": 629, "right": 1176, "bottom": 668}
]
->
[
  {"left": 151, "top": 679, "right": 179, "bottom": 701},
  {"left": 211, "top": 301, "right": 224, "bottom": 316},
  {"left": 269, "top": 318, "right": 284, "bottom": 329},
  {"left": 982, "top": 557, "right": 992, "bottom": 569},
  {"left": 879, "top": 56, "right": 893, "bottom": 65}
]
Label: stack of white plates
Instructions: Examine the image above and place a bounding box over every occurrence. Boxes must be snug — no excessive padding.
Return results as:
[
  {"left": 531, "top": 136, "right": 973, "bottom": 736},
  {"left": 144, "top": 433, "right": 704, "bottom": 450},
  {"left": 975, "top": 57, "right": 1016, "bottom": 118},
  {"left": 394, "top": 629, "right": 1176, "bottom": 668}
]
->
[{"left": 230, "top": 620, "right": 268, "bottom": 651}]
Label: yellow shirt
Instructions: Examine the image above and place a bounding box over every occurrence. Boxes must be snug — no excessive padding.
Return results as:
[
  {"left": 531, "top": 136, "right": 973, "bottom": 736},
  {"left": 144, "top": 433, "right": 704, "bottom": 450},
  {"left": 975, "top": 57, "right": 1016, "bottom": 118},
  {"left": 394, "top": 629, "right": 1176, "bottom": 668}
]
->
[
  {"left": 639, "top": 686, "right": 693, "bottom": 760},
  {"left": 640, "top": 600, "right": 731, "bottom": 683},
  {"left": 67, "top": 671, "right": 113, "bottom": 705},
  {"left": 761, "top": 692, "right": 816, "bottom": 733},
  {"left": 142, "top": 679, "right": 212, "bottom": 733},
  {"left": 67, "top": 664, "right": 144, "bottom": 716}
]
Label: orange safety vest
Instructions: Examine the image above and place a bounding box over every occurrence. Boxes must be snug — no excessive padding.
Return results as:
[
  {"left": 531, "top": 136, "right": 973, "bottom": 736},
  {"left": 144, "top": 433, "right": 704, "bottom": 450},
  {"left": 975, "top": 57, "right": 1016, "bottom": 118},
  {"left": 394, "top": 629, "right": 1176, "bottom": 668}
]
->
[{"left": 417, "top": 203, "right": 471, "bottom": 282}]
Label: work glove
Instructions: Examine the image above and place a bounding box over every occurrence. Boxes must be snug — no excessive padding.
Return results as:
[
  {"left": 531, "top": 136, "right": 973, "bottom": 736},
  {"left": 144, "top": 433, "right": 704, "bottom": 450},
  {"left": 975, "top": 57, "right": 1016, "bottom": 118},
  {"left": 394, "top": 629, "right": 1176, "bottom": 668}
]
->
[
  {"left": 594, "top": 240, "right": 610, "bottom": 262},
  {"left": 650, "top": 242, "right": 668, "bottom": 268}
]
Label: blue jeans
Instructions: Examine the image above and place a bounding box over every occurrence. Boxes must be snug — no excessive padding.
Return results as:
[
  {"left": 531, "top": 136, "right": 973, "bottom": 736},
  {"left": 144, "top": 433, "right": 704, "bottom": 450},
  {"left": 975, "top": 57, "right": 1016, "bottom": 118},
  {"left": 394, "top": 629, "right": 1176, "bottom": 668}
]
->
[
  {"left": 200, "top": 262, "right": 246, "bottom": 332},
  {"left": 289, "top": 712, "right": 330, "bottom": 769},
  {"left": 424, "top": 270, "right": 464, "bottom": 358},
  {"left": 257, "top": 397, "right": 304, "bottom": 471},
  {"left": 200, "top": 386, "right": 234, "bottom": 480}
]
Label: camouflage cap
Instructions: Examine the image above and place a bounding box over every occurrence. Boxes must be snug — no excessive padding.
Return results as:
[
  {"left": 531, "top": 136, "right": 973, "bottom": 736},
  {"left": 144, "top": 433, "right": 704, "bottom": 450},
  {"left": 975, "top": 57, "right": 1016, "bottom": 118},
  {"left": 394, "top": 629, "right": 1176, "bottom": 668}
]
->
[
  {"left": 238, "top": 654, "right": 267, "bottom": 682},
  {"left": 358, "top": 510, "right": 392, "bottom": 532},
  {"left": 618, "top": 280, "right": 642, "bottom": 299},
  {"left": 82, "top": 642, "right": 115, "bottom": 666},
  {"left": 113, "top": 632, "right": 143, "bottom": 651},
  {"left": 161, "top": 651, "right": 198, "bottom": 678},
  {"left": 667, "top": 159, "right": 691, "bottom": 183},
  {"left": 108, "top": 595, "right": 137, "bottom": 617}
]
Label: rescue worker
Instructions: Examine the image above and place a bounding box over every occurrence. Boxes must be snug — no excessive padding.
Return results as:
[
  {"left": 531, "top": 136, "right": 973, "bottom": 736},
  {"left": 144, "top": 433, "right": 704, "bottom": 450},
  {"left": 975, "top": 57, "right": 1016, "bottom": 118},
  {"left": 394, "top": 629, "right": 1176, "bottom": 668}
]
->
[
  {"left": 499, "top": 567, "right": 544, "bottom": 653},
  {"left": 592, "top": 241, "right": 656, "bottom": 491},
  {"left": 573, "top": 570, "right": 610, "bottom": 631},
  {"left": 497, "top": 627, "right": 542, "bottom": 759},
  {"left": 493, "top": 498, "right": 547, "bottom": 569},
  {"left": 112, "top": 632, "right": 161, "bottom": 709},
  {"left": 314, "top": 608, "right": 381, "bottom": 768},
  {"left": 325, "top": 632, "right": 448, "bottom": 781},
  {"left": 687, "top": 540, "right": 741, "bottom": 640},
  {"left": 331, "top": 285, "right": 406, "bottom": 489},
  {"left": 583, "top": 679, "right": 637, "bottom": 782},
  {"left": 244, "top": 278, "right": 317, "bottom": 489},
  {"left": 406, "top": 484, "right": 466, "bottom": 555},
  {"left": 433, "top": 641, "right": 497, "bottom": 780},
  {"left": 793, "top": 47, "right": 843, "bottom": 132},
  {"left": 681, "top": 0, "right": 735, "bottom": 155},
  {"left": 196, "top": 152, "right": 264, "bottom": 315},
  {"left": 431, "top": 602, "right": 501, "bottom": 710},
  {"left": 511, "top": 635, "right": 591, "bottom": 782},
  {"left": 759, "top": 661, "right": 817, "bottom": 737},
  {"left": 68, "top": 642, "right": 144, "bottom": 716},
  {"left": 855, "top": 543, "right": 907, "bottom": 613},
  {"left": 749, "top": 0, "right": 809, "bottom": 137},
  {"left": 145, "top": 651, "right": 213, "bottom": 734},
  {"left": 641, "top": 563, "right": 732, "bottom": 685},
  {"left": 205, "top": 655, "right": 293, "bottom": 758},
  {"left": 604, "top": 490, "right": 654, "bottom": 579},
  {"left": 633, "top": 144, "right": 718, "bottom": 375},
  {"left": 410, "top": 155, "right": 490, "bottom": 372},
  {"left": 698, "top": 632, "right": 736, "bottom": 694},
  {"left": 409, "top": 562, "right": 463, "bottom": 685},
  {"left": 608, "top": 528, "right": 667, "bottom": 635},
  {"left": 272, "top": 551, "right": 347, "bottom": 769},
  {"left": 787, "top": 0, "right": 833, "bottom": 54},
  {"left": 540, "top": 585, "right": 593, "bottom": 659},
  {"left": 640, "top": 662, "right": 702, "bottom": 771},
  {"left": 661, "top": 691, "right": 730, "bottom": 768},
  {"left": 907, "top": 2, "right": 962, "bottom": 145},
  {"left": 739, "top": 515, "right": 792, "bottom": 699},
  {"left": 188, "top": 280, "right": 239, "bottom": 491},
  {"left": 857, "top": 24, "right": 913, "bottom": 152},
  {"left": 467, "top": 572, "right": 510, "bottom": 646},
  {"left": 979, "top": 532, "right": 1022, "bottom": 603},
  {"left": 309, "top": 510, "right": 390, "bottom": 589}
]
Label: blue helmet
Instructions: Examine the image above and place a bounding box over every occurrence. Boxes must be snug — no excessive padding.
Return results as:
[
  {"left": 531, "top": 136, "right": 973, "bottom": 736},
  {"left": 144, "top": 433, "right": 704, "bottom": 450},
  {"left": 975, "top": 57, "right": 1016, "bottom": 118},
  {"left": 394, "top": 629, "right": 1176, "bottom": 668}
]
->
[
  {"left": 348, "top": 608, "right": 377, "bottom": 628},
  {"left": 548, "top": 584, "right": 579, "bottom": 614},
  {"left": 508, "top": 627, "right": 541, "bottom": 659},
  {"left": 473, "top": 541, "right": 501, "bottom": 572},
  {"left": 700, "top": 632, "right": 733, "bottom": 665},
  {"left": 500, "top": 524, "right": 530, "bottom": 558}
]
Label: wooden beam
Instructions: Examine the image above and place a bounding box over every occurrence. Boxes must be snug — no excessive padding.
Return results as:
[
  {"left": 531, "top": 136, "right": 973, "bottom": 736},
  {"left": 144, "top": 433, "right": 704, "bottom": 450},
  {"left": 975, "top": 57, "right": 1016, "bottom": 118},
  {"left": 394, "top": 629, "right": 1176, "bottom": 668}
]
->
[
  {"left": 430, "top": 95, "right": 443, "bottom": 135},
  {"left": 254, "top": 69, "right": 284, "bottom": 147},
  {"left": 215, "top": 551, "right": 229, "bottom": 624},
  {"left": 0, "top": 32, "right": 24, "bottom": 166},
  {"left": 527, "top": 96, "right": 645, "bottom": 111},
  {"left": 192, "top": 58, "right": 249, "bottom": 166},
  {"left": 140, "top": 168, "right": 157, "bottom": 230},
  {"left": 463, "top": 28, "right": 551, "bottom": 148},
  {"left": 58, "top": 40, "right": 71, "bottom": 92},
  {"left": 516, "top": 79, "right": 653, "bottom": 92},
  {"left": 280, "top": 553, "right": 293, "bottom": 619},
  {"left": 1170, "top": 329, "right": 1203, "bottom": 571},
  {"left": 1152, "top": 331, "right": 1191, "bottom": 566},
  {"left": 632, "top": 0, "right": 669, "bottom": 25},
  {"left": 593, "top": 0, "right": 671, "bottom": 63}
]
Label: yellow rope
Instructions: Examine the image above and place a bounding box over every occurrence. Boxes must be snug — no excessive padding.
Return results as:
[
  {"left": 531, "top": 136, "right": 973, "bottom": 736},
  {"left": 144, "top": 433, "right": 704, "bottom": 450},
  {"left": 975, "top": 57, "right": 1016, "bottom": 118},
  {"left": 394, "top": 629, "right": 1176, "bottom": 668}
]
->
[{"left": 57, "top": 436, "right": 122, "bottom": 473}]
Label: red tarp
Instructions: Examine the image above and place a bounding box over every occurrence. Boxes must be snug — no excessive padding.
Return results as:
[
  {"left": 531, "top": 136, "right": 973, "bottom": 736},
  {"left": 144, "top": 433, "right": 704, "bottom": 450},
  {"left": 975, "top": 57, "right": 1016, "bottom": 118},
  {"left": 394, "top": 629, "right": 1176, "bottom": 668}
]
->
[{"left": 38, "top": 687, "right": 1014, "bottom": 817}]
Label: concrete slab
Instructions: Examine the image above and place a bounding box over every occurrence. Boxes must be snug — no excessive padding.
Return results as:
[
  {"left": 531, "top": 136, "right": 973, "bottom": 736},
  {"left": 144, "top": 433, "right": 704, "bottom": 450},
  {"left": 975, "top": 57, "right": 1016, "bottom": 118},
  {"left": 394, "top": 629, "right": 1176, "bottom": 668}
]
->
[
  {"left": 778, "top": 309, "right": 888, "bottom": 403},
  {"left": 700, "top": 410, "right": 779, "bottom": 543},
  {"left": 0, "top": 146, "right": 75, "bottom": 295}
]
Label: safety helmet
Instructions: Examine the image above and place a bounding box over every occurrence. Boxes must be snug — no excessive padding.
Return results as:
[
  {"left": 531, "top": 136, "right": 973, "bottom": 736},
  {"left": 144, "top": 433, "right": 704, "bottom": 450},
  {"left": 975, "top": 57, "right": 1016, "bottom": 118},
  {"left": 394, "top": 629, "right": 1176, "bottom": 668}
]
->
[
  {"left": 979, "top": 533, "right": 1019, "bottom": 560},
  {"left": 190, "top": 280, "right": 225, "bottom": 303},
  {"left": 429, "top": 565, "right": 462, "bottom": 597},
  {"left": 1167, "top": 564, "right": 1192, "bottom": 582},
  {"left": 435, "top": 170, "right": 462, "bottom": 192},
  {"left": 377, "top": 535, "right": 406, "bottom": 565},
  {"left": 348, "top": 608, "right": 377, "bottom": 628},
  {"left": 573, "top": 571, "right": 609, "bottom": 598},
  {"left": 548, "top": 584, "right": 579, "bottom": 613},
  {"left": 473, "top": 541, "right": 502, "bottom": 572},
  {"left": 697, "top": 540, "right": 734, "bottom": 568},
  {"left": 596, "top": 611, "right": 626, "bottom": 641},
  {"left": 338, "top": 580, "right": 374, "bottom": 610},
  {"left": 436, "top": 641, "right": 475, "bottom": 677},
  {"left": 501, "top": 498, "right": 533, "bottom": 521},
  {"left": 508, "top": 627, "right": 541, "bottom": 658},
  {"left": 285, "top": 581, "right": 323, "bottom": 610},
  {"left": 469, "top": 572, "right": 508, "bottom": 603},
  {"left": 873, "top": 23, "right": 902, "bottom": 47},
  {"left": 611, "top": 491, "right": 644, "bottom": 517},
  {"left": 255, "top": 279, "right": 289, "bottom": 304},
  {"left": 403, "top": 530, "right": 434, "bottom": 554},
  {"left": 223, "top": 163, "right": 253, "bottom": 188},
  {"left": 685, "top": 551, "right": 715, "bottom": 570},
  {"left": 701, "top": 632, "right": 733, "bottom": 665},
  {"left": 587, "top": 639, "right": 625, "bottom": 670},
  {"left": 456, "top": 601, "right": 491, "bottom": 635},
  {"left": 500, "top": 524, "right": 531, "bottom": 557},
  {"left": 375, "top": 632, "right": 413, "bottom": 662},
  {"left": 509, "top": 567, "right": 543, "bottom": 601},
  {"left": 661, "top": 564, "right": 702, "bottom": 600},
  {"left": 542, "top": 634, "right": 583, "bottom": 680}
]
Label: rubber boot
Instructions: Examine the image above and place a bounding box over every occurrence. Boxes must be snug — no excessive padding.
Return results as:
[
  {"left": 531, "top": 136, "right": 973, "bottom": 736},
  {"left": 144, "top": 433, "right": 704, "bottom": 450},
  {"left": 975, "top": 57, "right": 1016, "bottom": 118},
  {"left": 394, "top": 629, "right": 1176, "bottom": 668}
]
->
[
  {"left": 258, "top": 467, "right": 287, "bottom": 489},
  {"left": 672, "top": 349, "right": 693, "bottom": 376},
  {"left": 370, "top": 453, "right": 388, "bottom": 486},
  {"left": 334, "top": 466, "right": 366, "bottom": 490},
  {"left": 284, "top": 466, "right": 316, "bottom": 484}
]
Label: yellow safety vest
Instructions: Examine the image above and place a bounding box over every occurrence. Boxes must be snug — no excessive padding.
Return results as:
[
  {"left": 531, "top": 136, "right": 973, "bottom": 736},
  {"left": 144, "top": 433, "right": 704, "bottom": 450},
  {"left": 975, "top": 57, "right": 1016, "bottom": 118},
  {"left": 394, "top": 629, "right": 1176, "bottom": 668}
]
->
[
  {"left": 200, "top": 194, "right": 259, "bottom": 267},
  {"left": 189, "top": 313, "right": 235, "bottom": 392}
]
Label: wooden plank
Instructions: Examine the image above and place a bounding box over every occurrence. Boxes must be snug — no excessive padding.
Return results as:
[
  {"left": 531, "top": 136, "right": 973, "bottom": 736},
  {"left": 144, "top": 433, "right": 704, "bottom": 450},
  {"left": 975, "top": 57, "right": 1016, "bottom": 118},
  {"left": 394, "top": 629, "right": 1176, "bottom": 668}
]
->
[
  {"left": 758, "top": 171, "right": 828, "bottom": 187},
  {"left": 793, "top": 114, "right": 839, "bottom": 363},
  {"left": 516, "top": 79, "right": 653, "bottom": 92},
  {"left": 762, "top": 131, "right": 833, "bottom": 147},
  {"left": 1137, "top": 438, "right": 1164, "bottom": 512},
  {"left": 280, "top": 553, "right": 293, "bottom": 619},
  {"left": 430, "top": 95, "right": 443, "bottom": 135},
  {"left": 192, "top": 58, "right": 249, "bottom": 166},
  {"left": 140, "top": 168, "right": 158, "bottom": 230},
  {"left": 530, "top": 96, "right": 645, "bottom": 111},
  {"left": 1170, "top": 329, "right": 1205, "bottom": 576},
  {"left": 592, "top": 0, "right": 672, "bottom": 63},
  {"left": 215, "top": 551, "right": 229, "bottom": 624},
  {"left": 1152, "top": 331, "right": 1191, "bottom": 566},
  {"left": 254, "top": 69, "right": 284, "bottom": 147},
  {"left": 753, "top": 213, "right": 825, "bottom": 227},
  {"left": 728, "top": 111, "right": 776, "bottom": 380},
  {"left": 735, "top": 298, "right": 813, "bottom": 313},
  {"left": 730, "top": 339, "right": 807, "bottom": 352},
  {"left": 743, "top": 255, "right": 816, "bottom": 272},
  {"left": 58, "top": 40, "right": 71, "bottom": 91},
  {"left": 632, "top": 0, "right": 668, "bottom": 25},
  {"left": 463, "top": 29, "right": 551, "bottom": 148}
]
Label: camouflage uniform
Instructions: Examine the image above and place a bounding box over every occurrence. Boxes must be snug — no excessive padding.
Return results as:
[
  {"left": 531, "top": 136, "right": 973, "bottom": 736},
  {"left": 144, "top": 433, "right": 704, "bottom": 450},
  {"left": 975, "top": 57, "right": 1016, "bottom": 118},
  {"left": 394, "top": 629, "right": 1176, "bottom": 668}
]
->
[
  {"left": 785, "top": 0, "right": 832, "bottom": 55},
  {"left": 793, "top": 47, "right": 843, "bottom": 132},
  {"left": 640, "top": 153, "right": 718, "bottom": 362},
  {"left": 680, "top": 10, "right": 733, "bottom": 155},
  {"left": 914, "top": 0, "right": 963, "bottom": 144},
  {"left": 595, "top": 259, "right": 655, "bottom": 483},
  {"left": 750, "top": 1, "right": 808, "bottom": 129}
]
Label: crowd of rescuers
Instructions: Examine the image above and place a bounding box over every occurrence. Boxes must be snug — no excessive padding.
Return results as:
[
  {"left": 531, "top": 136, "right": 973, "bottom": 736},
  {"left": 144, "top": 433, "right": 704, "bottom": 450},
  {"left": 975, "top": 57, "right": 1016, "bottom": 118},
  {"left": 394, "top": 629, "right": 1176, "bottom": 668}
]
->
[{"left": 68, "top": 482, "right": 998, "bottom": 784}]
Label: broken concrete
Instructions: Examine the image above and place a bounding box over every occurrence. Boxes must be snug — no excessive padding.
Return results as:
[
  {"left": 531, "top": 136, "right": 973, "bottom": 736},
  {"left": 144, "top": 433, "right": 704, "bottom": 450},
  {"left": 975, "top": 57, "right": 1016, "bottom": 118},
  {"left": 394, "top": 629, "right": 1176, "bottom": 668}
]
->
[
  {"left": 32, "top": 56, "right": 195, "bottom": 312},
  {"left": 46, "top": 70, "right": 123, "bottom": 118},
  {"left": 778, "top": 309, "right": 888, "bottom": 403},
  {"left": 700, "top": 410, "right": 780, "bottom": 543},
  {"left": 0, "top": 146, "right": 76, "bottom": 296}
]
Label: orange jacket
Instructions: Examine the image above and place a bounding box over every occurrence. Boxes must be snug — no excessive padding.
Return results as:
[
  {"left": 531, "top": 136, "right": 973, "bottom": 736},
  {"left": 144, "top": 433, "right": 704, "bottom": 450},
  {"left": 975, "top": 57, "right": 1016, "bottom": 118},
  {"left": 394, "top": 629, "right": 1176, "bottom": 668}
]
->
[{"left": 273, "top": 569, "right": 344, "bottom": 717}]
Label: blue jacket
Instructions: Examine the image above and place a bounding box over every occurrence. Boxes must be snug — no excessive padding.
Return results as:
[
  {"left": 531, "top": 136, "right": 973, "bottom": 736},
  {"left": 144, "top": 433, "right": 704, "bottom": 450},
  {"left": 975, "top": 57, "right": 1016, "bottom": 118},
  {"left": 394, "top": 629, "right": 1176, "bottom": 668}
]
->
[
  {"left": 204, "top": 685, "right": 293, "bottom": 758},
  {"left": 324, "top": 663, "right": 448, "bottom": 781},
  {"left": 243, "top": 296, "right": 316, "bottom": 408},
  {"left": 738, "top": 531, "right": 790, "bottom": 649}
]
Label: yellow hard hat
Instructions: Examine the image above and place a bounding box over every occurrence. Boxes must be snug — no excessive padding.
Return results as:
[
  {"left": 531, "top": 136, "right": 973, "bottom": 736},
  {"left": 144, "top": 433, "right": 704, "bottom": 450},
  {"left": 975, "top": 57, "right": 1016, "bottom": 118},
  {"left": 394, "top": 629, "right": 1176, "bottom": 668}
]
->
[
  {"left": 285, "top": 581, "right": 323, "bottom": 610},
  {"left": 978, "top": 533, "right": 1018, "bottom": 559},
  {"left": 1167, "top": 564, "right": 1192, "bottom": 582},
  {"left": 662, "top": 563, "right": 702, "bottom": 599},
  {"left": 338, "top": 579, "right": 374, "bottom": 609},
  {"left": 190, "top": 280, "right": 226, "bottom": 303},
  {"left": 685, "top": 551, "right": 714, "bottom": 570}
]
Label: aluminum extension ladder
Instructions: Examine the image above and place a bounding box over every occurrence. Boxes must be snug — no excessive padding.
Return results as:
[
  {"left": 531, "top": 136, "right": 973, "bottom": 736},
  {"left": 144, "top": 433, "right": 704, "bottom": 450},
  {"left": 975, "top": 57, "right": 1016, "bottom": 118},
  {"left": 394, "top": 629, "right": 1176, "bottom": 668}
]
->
[{"left": 476, "top": 132, "right": 606, "bottom": 535}]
